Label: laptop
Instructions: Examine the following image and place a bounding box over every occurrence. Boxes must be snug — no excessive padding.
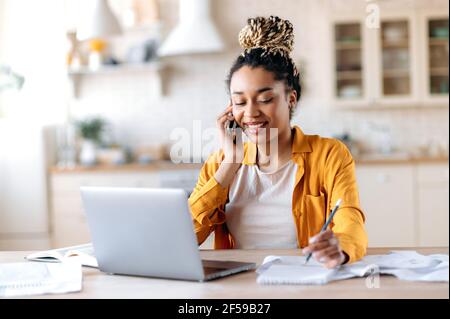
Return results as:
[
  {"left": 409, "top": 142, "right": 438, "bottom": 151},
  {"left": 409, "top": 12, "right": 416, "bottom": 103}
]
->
[{"left": 80, "top": 187, "right": 256, "bottom": 281}]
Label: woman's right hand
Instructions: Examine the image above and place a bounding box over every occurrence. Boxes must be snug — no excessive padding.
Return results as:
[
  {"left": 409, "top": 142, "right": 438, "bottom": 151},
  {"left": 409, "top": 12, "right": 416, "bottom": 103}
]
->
[
  {"left": 216, "top": 103, "right": 244, "bottom": 164},
  {"left": 214, "top": 103, "right": 243, "bottom": 188}
]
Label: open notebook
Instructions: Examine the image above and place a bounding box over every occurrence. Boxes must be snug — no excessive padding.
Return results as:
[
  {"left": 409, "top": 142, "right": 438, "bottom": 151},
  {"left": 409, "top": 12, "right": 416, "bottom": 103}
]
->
[
  {"left": 26, "top": 243, "right": 98, "bottom": 268},
  {"left": 256, "top": 255, "right": 363, "bottom": 285},
  {"left": 256, "top": 251, "right": 449, "bottom": 285}
]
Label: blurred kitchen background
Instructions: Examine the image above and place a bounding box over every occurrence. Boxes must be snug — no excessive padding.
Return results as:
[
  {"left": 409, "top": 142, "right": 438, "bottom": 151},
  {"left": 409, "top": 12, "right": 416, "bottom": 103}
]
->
[{"left": 0, "top": 0, "right": 448, "bottom": 251}]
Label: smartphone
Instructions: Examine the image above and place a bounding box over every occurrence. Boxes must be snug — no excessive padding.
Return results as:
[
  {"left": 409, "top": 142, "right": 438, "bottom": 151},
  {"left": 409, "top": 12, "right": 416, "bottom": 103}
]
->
[
  {"left": 226, "top": 119, "right": 240, "bottom": 145},
  {"left": 226, "top": 100, "right": 240, "bottom": 144}
]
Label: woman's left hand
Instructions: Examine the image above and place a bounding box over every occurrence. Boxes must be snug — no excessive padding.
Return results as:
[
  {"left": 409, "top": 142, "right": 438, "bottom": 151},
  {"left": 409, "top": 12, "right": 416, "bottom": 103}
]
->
[{"left": 302, "top": 229, "right": 348, "bottom": 268}]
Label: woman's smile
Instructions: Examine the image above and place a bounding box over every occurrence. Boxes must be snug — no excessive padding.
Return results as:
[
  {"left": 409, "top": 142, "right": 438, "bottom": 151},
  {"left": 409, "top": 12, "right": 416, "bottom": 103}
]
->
[{"left": 242, "top": 120, "right": 269, "bottom": 135}]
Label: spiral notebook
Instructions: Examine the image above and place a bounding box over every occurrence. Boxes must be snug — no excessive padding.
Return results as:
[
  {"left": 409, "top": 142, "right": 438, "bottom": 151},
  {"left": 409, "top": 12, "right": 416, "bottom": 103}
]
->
[
  {"left": 0, "top": 261, "right": 82, "bottom": 297},
  {"left": 256, "top": 255, "right": 360, "bottom": 285}
]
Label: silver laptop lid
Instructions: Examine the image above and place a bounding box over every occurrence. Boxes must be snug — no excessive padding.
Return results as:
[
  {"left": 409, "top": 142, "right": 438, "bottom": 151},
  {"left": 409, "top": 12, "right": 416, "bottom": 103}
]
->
[{"left": 80, "top": 187, "right": 205, "bottom": 281}]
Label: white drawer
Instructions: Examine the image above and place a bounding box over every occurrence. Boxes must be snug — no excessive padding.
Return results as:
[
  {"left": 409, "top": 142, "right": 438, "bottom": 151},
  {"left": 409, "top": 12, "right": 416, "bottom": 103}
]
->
[
  {"left": 51, "top": 195, "right": 85, "bottom": 217},
  {"left": 51, "top": 214, "right": 91, "bottom": 248},
  {"left": 417, "top": 163, "right": 449, "bottom": 184}
]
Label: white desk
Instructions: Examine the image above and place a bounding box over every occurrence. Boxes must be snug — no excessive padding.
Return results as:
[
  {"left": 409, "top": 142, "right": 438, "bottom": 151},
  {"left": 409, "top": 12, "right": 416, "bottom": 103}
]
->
[{"left": 1, "top": 247, "right": 448, "bottom": 299}]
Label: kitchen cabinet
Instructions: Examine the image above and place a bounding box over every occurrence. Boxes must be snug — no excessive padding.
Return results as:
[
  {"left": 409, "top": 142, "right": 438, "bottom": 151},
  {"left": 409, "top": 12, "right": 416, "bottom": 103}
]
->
[
  {"left": 417, "top": 163, "right": 449, "bottom": 246},
  {"left": 372, "top": 13, "right": 421, "bottom": 107},
  {"left": 419, "top": 12, "right": 449, "bottom": 106},
  {"left": 331, "top": 5, "right": 448, "bottom": 108},
  {"left": 356, "top": 164, "right": 416, "bottom": 247},
  {"left": 332, "top": 19, "right": 371, "bottom": 108},
  {"left": 356, "top": 161, "right": 449, "bottom": 247},
  {"left": 333, "top": 22, "right": 366, "bottom": 102}
]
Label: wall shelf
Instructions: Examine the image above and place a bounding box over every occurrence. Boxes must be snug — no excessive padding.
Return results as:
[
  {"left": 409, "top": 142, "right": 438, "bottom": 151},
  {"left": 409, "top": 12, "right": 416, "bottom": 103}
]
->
[
  {"left": 335, "top": 42, "right": 361, "bottom": 50},
  {"left": 67, "top": 61, "right": 165, "bottom": 98}
]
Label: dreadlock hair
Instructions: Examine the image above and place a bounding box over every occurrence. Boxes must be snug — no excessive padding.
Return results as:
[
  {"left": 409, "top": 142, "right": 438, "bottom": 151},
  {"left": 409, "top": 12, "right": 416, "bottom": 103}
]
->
[{"left": 226, "top": 16, "right": 301, "bottom": 120}]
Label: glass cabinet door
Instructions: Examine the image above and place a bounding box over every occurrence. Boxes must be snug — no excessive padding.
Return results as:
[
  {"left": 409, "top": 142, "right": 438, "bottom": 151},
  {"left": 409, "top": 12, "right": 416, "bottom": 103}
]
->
[
  {"left": 427, "top": 18, "right": 449, "bottom": 96},
  {"left": 334, "top": 23, "right": 363, "bottom": 100},
  {"left": 380, "top": 20, "right": 411, "bottom": 96}
]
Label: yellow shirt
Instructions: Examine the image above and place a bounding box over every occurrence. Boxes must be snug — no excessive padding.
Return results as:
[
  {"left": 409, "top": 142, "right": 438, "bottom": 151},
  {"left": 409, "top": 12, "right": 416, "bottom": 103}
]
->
[{"left": 188, "top": 126, "right": 368, "bottom": 264}]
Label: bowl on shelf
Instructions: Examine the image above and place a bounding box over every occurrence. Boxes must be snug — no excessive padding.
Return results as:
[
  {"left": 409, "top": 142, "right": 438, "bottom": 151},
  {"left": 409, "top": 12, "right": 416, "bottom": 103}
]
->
[
  {"left": 383, "top": 26, "right": 406, "bottom": 42},
  {"left": 439, "top": 80, "right": 449, "bottom": 94},
  {"left": 339, "top": 85, "right": 362, "bottom": 98},
  {"left": 431, "top": 27, "right": 449, "bottom": 39}
]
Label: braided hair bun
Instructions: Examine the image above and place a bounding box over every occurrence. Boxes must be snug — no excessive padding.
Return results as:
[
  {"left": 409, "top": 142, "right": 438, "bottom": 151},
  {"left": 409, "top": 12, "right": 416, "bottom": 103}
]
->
[
  {"left": 227, "top": 16, "right": 302, "bottom": 119},
  {"left": 239, "top": 16, "right": 294, "bottom": 58}
]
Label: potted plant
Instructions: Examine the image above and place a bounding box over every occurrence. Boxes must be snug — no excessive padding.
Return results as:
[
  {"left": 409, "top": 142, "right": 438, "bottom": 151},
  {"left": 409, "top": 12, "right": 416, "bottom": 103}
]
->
[{"left": 74, "top": 117, "right": 106, "bottom": 166}]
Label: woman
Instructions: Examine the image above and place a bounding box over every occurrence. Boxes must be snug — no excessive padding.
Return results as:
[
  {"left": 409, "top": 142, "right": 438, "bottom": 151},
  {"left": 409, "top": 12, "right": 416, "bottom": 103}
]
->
[{"left": 188, "top": 16, "right": 367, "bottom": 268}]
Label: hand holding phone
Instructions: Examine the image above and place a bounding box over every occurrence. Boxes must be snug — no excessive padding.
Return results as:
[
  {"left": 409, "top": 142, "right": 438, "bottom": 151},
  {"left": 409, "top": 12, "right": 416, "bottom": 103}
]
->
[
  {"left": 216, "top": 103, "right": 244, "bottom": 164},
  {"left": 214, "top": 106, "right": 243, "bottom": 187},
  {"left": 226, "top": 117, "right": 239, "bottom": 144}
]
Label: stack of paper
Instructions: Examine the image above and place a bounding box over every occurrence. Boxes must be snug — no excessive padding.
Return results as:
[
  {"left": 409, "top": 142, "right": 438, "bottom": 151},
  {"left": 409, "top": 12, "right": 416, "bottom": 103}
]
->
[
  {"left": 256, "top": 251, "right": 449, "bottom": 285},
  {"left": 0, "top": 261, "right": 82, "bottom": 297}
]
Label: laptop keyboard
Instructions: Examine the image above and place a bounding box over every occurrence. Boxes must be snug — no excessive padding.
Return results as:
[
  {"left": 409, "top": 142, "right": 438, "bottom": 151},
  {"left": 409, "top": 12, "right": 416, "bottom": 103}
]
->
[
  {"left": 203, "top": 266, "right": 228, "bottom": 276},
  {"left": 201, "top": 260, "right": 254, "bottom": 275}
]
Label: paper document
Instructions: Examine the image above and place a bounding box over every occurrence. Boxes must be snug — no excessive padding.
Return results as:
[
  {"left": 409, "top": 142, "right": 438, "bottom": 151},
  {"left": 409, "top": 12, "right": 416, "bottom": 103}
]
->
[
  {"left": 0, "top": 261, "right": 82, "bottom": 297},
  {"left": 257, "top": 251, "right": 449, "bottom": 285}
]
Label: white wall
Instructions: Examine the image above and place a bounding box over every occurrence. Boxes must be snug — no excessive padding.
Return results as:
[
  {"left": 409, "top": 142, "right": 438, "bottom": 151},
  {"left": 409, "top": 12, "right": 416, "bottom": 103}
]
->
[{"left": 0, "top": 0, "right": 68, "bottom": 249}]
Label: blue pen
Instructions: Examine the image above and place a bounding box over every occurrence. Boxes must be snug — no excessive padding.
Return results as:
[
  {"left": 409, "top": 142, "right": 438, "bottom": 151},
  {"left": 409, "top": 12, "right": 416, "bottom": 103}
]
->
[{"left": 304, "top": 198, "right": 342, "bottom": 265}]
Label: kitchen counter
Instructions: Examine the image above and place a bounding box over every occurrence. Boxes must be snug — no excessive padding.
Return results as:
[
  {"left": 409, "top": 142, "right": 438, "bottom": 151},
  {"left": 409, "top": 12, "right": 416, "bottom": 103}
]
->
[
  {"left": 354, "top": 154, "right": 449, "bottom": 165},
  {"left": 49, "top": 155, "right": 448, "bottom": 174},
  {"left": 49, "top": 161, "right": 204, "bottom": 174}
]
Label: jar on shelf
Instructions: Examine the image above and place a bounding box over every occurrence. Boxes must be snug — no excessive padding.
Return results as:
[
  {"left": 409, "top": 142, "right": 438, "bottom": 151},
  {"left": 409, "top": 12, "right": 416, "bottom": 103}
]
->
[{"left": 88, "top": 39, "right": 107, "bottom": 70}]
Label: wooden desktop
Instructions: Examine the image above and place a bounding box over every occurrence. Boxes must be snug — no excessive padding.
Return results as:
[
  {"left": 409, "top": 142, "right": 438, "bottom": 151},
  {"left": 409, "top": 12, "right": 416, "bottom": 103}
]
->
[{"left": 0, "top": 247, "right": 448, "bottom": 299}]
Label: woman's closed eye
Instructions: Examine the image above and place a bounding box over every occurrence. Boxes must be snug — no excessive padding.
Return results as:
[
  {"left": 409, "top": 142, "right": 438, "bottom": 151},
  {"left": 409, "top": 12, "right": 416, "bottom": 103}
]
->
[
  {"left": 233, "top": 98, "right": 273, "bottom": 106},
  {"left": 259, "top": 97, "right": 273, "bottom": 104}
]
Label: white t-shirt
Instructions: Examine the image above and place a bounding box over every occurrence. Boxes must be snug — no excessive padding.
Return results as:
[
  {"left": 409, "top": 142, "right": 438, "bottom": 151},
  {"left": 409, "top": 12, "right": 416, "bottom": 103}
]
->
[{"left": 225, "top": 160, "right": 298, "bottom": 249}]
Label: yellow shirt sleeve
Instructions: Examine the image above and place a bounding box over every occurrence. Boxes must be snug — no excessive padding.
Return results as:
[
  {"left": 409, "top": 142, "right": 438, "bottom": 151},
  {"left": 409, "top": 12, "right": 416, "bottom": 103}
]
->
[
  {"left": 188, "top": 151, "right": 228, "bottom": 244},
  {"left": 326, "top": 141, "right": 368, "bottom": 263}
]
